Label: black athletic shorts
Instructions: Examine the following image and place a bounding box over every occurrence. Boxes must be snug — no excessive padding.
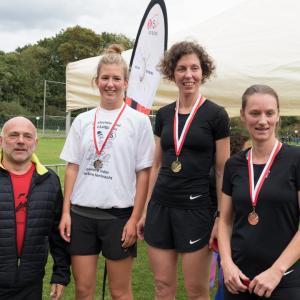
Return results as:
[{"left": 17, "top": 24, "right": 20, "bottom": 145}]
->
[
  {"left": 144, "top": 200, "right": 213, "bottom": 252},
  {"left": 70, "top": 211, "right": 137, "bottom": 260},
  {"left": 224, "top": 285, "right": 300, "bottom": 300},
  {"left": 0, "top": 280, "right": 43, "bottom": 300}
]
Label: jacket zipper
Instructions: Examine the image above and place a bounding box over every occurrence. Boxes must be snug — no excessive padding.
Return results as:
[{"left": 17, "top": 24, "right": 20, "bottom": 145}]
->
[{"left": 9, "top": 175, "right": 20, "bottom": 269}]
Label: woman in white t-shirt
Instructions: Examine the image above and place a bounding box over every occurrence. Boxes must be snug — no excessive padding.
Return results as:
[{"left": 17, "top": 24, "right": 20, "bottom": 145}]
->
[{"left": 59, "top": 44, "right": 155, "bottom": 300}]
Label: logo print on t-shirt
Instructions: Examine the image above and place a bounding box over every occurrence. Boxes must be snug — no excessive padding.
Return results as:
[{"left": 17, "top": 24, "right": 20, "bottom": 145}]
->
[
  {"left": 15, "top": 201, "right": 28, "bottom": 212},
  {"left": 16, "top": 193, "right": 28, "bottom": 213},
  {"left": 17, "top": 193, "right": 26, "bottom": 199},
  {"left": 189, "top": 194, "right": 203, "bottom": 200}
]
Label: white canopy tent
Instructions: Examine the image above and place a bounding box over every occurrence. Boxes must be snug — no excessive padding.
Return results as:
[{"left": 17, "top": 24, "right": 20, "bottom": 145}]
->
[{"left": 66, "top": 0, "right": 300, "bottom": 117}]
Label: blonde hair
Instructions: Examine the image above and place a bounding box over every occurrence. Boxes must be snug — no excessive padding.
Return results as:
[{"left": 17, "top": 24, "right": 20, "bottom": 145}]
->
[{"left": 95, "top": 44, "right": 128, "bottom": 82}]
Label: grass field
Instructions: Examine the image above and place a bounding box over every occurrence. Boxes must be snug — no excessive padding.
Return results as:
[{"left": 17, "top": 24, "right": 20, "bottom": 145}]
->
[
  {"left": 36, "top": 138, "right": 65, "bottom": 165},
  {"left": 37, "top": 137, "right": 217, "bottom": 299}
]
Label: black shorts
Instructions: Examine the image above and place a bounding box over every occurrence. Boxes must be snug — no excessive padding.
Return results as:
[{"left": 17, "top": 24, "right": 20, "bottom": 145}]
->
[
  {"left": 0, "top": 280, "right": 42, "bottom": 300},
  {"left": 224, "top": 286, "right": 300, "bottom": 300},
  {"left": 70, "top": 211, "right": 137, "bottom": 260},
  {"left": 144, "top": 200, "right": 213, "bottom": 252}
]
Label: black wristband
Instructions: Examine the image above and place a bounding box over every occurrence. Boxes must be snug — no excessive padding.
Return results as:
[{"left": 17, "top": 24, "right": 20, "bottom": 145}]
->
[{"left": 214, "top": 210, "right": 220, "bottom": 219}]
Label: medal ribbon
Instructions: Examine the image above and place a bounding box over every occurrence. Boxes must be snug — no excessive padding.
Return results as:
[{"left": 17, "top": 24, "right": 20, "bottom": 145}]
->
[
  {"left": 173, "top": 95, "right": 205, "bottom": 156},
  {"left": 248, "top": 140, "right": 282, "bottom": 208},
  {"left": 93, "top": 103, "right": 126, "bottom": 156}
]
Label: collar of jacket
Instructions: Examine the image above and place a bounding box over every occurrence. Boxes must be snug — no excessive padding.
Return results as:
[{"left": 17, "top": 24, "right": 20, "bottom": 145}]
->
[{"left": 0, "top": 150, "right": 48, "bottom": 175}]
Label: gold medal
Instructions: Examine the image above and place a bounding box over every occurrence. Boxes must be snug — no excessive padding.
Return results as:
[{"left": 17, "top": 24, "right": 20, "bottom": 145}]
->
[
  {"left": 94, "top": 159, "right": 103, "bottom": 171},
  {"left": 171, "top": 159, "right": 182, "bottom": 173},
  {"left": 248, "top": 210, "right": 259, "bottom": 225}
]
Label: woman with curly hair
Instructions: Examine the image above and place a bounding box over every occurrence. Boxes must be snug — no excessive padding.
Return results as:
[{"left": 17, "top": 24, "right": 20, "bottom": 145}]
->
[{"left": 137, "top": 41, "right": 230, "bottom": 299}]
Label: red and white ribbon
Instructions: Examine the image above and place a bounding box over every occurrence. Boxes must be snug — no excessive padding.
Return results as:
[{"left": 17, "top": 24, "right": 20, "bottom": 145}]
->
[
  {"left": 173, "top": 95, "right": 205, "bottom": 157},
  {"left": 248, "top": 139, "right": 282, "bottom": 207},
  {"left": 93, "top": 103, "right": 126, "bottom": 156}
]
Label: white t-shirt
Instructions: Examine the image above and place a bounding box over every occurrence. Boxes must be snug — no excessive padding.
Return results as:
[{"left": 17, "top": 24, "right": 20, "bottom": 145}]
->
[{"left": 60, "top": 104, "right": 155, "bottom": 208}]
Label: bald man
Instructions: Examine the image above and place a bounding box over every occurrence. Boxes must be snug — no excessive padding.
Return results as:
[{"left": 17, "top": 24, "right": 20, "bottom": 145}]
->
[{"left": 0, "top": 117, "right": 70, "bottom": 300}]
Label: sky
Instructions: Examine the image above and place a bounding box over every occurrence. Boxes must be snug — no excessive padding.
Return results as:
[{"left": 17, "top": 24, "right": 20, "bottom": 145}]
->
[{"left": 0, "top": 0, "right": 245, "bottom": 53}]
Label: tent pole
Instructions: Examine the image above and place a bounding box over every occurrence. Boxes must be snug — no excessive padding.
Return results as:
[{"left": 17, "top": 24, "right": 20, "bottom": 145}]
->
[{"left": 66, "top": 111, "right": 71, "bottom": 135}]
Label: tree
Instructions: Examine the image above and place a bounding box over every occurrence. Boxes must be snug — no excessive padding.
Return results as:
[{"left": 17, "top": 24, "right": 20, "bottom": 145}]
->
[
  {"left": 57, "top": 26, "right": 102, "bottom": 65},
  {"left": 0, "top": 52, "right": 25, "bottom": 103},
  {"left": 0, "top": 101, "right": 30, "bottom": 121},
  {"left": 0, "top": 26, "right": 134, "bottom": 116}
]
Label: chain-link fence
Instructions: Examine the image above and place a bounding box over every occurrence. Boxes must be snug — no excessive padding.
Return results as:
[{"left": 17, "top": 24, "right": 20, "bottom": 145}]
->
[
  {"left": 0, "top": 113, "right": 156, "bottom": 138},
  {"left": 2, "top": 113, "right": 299, "bottom": 147},
  {"left": 0, "top": 115, "right": 73, "bottom": 137}
]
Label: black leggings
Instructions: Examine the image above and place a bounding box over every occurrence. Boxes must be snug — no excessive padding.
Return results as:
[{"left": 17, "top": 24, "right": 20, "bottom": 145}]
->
[{"left": 224, "top": 286, "right": 300, "bottom": 300}]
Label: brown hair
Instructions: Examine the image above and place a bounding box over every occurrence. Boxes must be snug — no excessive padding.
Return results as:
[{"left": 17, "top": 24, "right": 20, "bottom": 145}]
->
[
  {"left": 157, "top": 41, "right": 215, "bottom": 83},
  {"left": 95, "top": 44, "right": 128, "bottom": 82},
  {"left": 241, "top": 84, "right": 279, "bottom": 111},
  {"left": 230, "top": 133, "right": 249, "bottom": 155}
]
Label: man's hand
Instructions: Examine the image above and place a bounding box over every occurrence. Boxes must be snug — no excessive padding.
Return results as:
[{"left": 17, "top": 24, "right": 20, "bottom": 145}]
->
[{"left": 50, "top": 283, "right": 65, "bottom": 300}]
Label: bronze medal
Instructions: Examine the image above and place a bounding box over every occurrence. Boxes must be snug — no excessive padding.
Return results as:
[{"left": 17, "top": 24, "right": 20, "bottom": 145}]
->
[
  {"left": 94, "top": 159, "right": 103, "bottom": 171},
  {"left": 171, "top": 159, "right": 182, "bottom": 173},
  {"left": 247, "top": 141, "right": 282, "bottom": 227},
  {"left": 248, "top": 211, "right": 259, "bottom": 225}
]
